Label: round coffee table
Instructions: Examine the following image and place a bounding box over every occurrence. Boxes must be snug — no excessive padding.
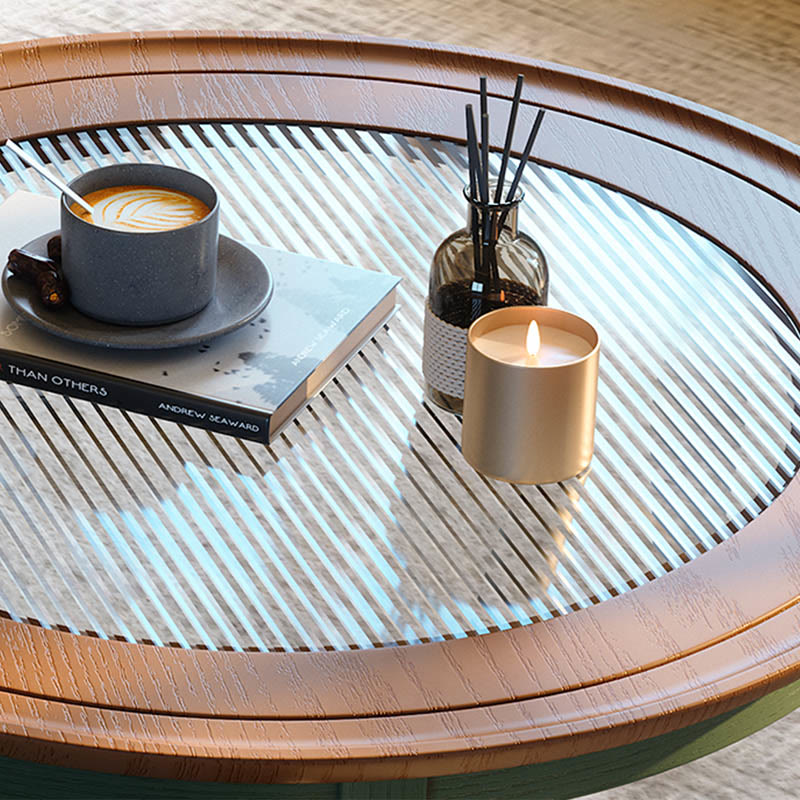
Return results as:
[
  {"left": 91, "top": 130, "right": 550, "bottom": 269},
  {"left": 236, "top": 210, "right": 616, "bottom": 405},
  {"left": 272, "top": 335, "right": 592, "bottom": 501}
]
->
[{"left": 0, "top": 31, "right": 798, "bottom": 799}]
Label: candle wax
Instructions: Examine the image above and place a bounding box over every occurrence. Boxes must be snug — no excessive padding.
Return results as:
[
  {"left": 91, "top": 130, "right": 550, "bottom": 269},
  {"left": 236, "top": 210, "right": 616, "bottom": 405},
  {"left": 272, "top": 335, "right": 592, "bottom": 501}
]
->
[{"left": 472, "top": 323, "right": 593, "bottom": 365}]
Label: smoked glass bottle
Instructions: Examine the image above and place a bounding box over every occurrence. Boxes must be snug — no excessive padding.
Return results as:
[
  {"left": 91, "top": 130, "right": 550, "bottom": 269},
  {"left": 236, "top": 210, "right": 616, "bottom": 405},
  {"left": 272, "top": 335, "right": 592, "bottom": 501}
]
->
[{"left": 422, "top": 186, "right": 548, "bottom": 413}]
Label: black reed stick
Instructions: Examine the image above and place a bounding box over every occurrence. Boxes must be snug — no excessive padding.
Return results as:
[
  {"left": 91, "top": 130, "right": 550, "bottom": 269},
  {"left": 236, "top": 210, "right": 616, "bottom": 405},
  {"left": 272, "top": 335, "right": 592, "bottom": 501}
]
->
[
  {"left": 480, "top": 77, "right": 490, "bottom": 201},
  {"left": 504, "top": 108, "right": 545, "bottom": 204},
  {"left": 478, "top": 78, "right": 495, "bottom": 294},
  {"left": 495, "top": 108, "right": 546, "bottom": 236},
  {"left": 465, "top": 105, "right": 479, "bottom": 203},
  {"left": 494, "top": 74, "right": 524, "bottom": 203},
  {"left": 465, "top": 104, "right": 484, "bottom": 282},
  {"left": 467, "top": 104, "right": 488, "bottom": 205}
]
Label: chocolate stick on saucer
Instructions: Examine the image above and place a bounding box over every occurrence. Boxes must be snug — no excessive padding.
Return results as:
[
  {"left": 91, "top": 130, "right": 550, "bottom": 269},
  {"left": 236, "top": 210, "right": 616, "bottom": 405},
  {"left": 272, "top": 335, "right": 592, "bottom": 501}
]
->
[{"left": 6, "top": 247, "right": 69, "bottom": 309}]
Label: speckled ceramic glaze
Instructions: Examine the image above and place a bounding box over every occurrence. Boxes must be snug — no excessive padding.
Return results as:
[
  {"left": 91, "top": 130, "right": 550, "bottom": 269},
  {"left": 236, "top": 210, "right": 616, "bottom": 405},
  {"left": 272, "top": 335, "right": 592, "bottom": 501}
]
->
[{"left": 60, "top": 163, "right": 219, "bottom": 326}]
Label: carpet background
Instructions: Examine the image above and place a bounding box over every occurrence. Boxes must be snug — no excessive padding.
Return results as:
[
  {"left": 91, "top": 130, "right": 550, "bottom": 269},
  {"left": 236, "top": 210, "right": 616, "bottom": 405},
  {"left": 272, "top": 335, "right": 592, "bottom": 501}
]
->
[{"left": 0, "top": 1, "right": 797, "bottom": 798}]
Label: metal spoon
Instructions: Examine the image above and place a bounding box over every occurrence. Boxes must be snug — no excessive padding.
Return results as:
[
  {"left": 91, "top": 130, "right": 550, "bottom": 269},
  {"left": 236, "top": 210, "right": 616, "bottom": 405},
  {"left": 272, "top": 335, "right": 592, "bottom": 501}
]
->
[{"left": 4, "top": 139, "right": 94, "bottom": 215}]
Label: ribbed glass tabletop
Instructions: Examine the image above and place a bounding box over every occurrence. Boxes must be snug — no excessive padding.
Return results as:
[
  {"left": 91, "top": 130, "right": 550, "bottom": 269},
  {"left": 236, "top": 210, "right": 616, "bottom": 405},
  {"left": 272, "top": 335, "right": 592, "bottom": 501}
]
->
[{"left": 0, "top": 123, "right": 797, "bottom": 652}]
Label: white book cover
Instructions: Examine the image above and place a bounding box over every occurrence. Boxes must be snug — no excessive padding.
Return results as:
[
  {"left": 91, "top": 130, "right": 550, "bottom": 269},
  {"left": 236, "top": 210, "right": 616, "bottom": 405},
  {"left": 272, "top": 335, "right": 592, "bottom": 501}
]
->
[{"left": 0, "top": 192, "right": 400, "bottom": 440}]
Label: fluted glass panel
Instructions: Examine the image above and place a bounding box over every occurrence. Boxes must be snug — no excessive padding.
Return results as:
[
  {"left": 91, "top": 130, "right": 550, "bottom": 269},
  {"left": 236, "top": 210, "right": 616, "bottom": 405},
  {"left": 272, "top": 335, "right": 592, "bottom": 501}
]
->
[{"left": 0, "top": 123, "right": 795, "bottom": 651}]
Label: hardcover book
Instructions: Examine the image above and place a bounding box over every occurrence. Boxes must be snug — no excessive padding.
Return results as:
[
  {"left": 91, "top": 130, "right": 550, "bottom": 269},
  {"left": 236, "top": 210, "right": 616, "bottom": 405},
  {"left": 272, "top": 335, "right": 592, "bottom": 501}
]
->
[{"left": 0, "top": 191, "right": 400, "bottom": 442}]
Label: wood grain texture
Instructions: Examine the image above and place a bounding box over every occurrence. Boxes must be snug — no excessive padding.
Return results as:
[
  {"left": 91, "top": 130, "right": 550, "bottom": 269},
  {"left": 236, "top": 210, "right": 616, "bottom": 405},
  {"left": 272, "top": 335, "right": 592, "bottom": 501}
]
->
[
  {"left": 0, "top": 0, "right": 796, "bottom": 146},
  {"left": 0, "top": 31, "right": 797, "bottom": 783},
  {"left": 0, "top": 32, "right": 797, "bottom": 202},
  {"left": 1, "top": 674, "right": 799, "bottom": 796}
]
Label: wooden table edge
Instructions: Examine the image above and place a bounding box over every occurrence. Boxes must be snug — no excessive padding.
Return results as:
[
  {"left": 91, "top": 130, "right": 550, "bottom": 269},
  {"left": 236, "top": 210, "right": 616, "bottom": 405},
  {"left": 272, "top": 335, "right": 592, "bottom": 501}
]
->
[
  {"left": 0, "top": 32, "right": 797, "bottom": 201},
  {"left": 1, "top": 622, "right": 799, "bottom": 782}
]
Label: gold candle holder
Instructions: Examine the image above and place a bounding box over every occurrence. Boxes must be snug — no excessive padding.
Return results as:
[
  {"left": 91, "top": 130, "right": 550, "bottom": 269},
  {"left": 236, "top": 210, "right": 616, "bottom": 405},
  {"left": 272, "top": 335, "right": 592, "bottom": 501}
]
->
[{"left": 461, "top": 306, "right": 600, "bottom": 484}]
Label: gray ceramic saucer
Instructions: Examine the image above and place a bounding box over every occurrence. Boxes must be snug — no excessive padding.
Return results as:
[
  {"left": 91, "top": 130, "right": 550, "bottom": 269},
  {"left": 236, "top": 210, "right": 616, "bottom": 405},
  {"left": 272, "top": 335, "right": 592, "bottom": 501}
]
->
[{"left": 2, "top": 232, "right": 273, "bottom": 349}]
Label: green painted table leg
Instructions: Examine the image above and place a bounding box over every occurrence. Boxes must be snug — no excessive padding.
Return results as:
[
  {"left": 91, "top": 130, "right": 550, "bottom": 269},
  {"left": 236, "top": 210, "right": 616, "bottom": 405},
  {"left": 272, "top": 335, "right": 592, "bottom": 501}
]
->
[{"left": 1, "top": 677, "right": 798, "bottom": 799}]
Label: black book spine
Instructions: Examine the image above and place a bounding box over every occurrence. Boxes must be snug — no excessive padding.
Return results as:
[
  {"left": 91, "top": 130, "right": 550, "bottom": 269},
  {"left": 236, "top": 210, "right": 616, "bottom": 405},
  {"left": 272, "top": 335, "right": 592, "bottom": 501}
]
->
[{"left": 0, "top": 350, "right": 271, "bottom": 443}]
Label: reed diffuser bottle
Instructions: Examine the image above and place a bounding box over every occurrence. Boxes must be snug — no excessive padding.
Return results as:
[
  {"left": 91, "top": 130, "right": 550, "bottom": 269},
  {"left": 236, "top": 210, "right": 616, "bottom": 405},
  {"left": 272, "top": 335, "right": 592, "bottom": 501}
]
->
[
  {"left": 423, "top": 188, "right": 548, "bottom": 412},
  {"left": 423, "top": 75, "right": 549, "bottom": 413}
]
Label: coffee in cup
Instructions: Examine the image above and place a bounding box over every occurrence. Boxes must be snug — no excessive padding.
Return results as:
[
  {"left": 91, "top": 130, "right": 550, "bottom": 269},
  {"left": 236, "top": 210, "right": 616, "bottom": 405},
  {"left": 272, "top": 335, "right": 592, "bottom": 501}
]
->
[
  {"left": 61, "top": 164, "right": 219, "bottom": 327},
  {"left": 71, "top": 185, "right": 211, "bottom": 232}
]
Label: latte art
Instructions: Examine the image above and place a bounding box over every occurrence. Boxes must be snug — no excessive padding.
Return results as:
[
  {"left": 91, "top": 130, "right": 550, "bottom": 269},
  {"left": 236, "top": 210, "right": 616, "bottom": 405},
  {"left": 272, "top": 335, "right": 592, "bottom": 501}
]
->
[{"left": 71, "top": 185, "right": 211, "bottom": 232}]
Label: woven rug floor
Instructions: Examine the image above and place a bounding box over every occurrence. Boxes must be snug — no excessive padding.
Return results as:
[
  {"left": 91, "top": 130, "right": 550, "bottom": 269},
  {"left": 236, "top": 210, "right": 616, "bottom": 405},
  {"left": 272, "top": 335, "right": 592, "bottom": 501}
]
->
[{"left": 0, "top": 1, "right": 798, "bottom": 798}]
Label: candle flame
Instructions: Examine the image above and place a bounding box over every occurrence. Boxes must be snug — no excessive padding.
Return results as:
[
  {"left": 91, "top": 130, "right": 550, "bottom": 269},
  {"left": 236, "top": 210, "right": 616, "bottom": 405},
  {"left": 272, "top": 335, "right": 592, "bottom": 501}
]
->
[{"left": 526, "top": 320, "right": 541, "bottom": 357}]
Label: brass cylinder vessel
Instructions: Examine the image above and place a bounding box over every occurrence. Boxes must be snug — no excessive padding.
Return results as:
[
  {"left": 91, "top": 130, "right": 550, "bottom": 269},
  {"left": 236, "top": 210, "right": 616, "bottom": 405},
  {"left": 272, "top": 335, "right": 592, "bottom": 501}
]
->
[{"left": 461, "top": 306, "right": 600, "bottom": 484}]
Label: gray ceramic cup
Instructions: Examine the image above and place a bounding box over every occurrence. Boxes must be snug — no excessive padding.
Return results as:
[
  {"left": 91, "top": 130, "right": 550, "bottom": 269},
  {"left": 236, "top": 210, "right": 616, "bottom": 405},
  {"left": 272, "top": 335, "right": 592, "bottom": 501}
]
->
[{"left": 60, "top": 163, "right": 219, "bottom": 326}]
